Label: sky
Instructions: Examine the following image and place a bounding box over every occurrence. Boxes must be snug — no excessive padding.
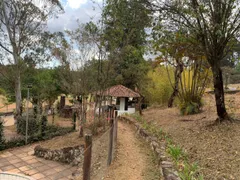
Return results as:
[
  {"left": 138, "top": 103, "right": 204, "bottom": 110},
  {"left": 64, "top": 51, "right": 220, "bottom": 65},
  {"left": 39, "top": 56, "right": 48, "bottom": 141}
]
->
[{"left": 47, "top": 0, "right": 103, "bottom": 32}]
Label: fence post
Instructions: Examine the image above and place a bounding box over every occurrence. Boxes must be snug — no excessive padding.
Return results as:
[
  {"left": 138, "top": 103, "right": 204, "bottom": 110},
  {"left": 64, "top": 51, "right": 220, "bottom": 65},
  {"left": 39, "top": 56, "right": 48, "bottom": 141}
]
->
[
  {"left": 107, "top": 118, "right": 114, "bottom": 166},
  {"left": 83, "top": 134, "right": 92, "bottom": 180},
  {"left": 114, "top": 110, "right": 118, "bottom": 143},
  {"left": 112, "top": 111, "right": 118, "bottom": 160},
  {"left": 79, "top": 125, "right": 83, "bottom": 137}
]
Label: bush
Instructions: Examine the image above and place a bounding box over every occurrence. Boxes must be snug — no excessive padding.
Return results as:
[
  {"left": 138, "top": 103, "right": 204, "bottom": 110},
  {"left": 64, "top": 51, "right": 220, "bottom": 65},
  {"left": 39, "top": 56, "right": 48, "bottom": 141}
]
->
[
  {"left": 0, "top": 125, "right": 73, "bottom": 151},
  {"left": 0, "top": 118, "right": 5, "bottom": 150},
  {"left": 4, "top": 137, "right": 25, "bottom": 149},
  {"left": 145, "top": 67, "right": 174, "bottom": 105},
  {"left": 16, "top": 115, "right": 39, "bottom": 136},
  {"left": 41, "top": 115, "right": 47, "bottom": 137},
  {"left": 0, "top": 88, "right": 6, "bottom": 95},
  {"left": 41, "top": 125, "right": 73, "bottom": 140},
  {"left": 168, "top": 145, "right": 185, "bottom": 161},
  {"left": 177, "top": 61, "right": 211, "bottom": 115},
  {"left": 179, "top": 101, "right": 202, "bottom": 115}
]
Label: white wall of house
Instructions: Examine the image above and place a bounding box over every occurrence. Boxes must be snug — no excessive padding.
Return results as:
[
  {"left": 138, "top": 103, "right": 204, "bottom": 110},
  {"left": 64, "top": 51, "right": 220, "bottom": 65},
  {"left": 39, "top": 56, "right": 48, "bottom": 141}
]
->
[{"left": 119, "top": 97, "right": 125, "bottom": 111}]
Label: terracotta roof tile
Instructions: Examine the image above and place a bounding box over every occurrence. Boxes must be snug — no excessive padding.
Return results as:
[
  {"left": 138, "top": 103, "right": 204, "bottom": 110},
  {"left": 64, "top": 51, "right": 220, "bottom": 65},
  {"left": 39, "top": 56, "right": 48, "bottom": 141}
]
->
[{"left": 102, "top": 85, "right": 140, "bottom": 98}]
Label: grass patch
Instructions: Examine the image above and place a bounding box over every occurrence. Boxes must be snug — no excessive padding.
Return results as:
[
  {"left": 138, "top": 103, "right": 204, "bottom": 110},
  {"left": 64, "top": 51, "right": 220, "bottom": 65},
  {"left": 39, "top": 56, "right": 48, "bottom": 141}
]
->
[
  {"left": 168, "top": 145, "right": 185, "bottom": 162},
  {"left": 142, "top": 143, "right": 162, "bottom": 180}
]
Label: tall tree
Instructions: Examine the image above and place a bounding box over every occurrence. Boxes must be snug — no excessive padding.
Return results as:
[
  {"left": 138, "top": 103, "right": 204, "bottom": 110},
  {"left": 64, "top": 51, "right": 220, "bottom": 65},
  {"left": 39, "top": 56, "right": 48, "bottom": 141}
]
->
[
  {"left": 0, "top": 0, "right": 62, "bottom": 118},
  {"left": 103, "top": 0, "right": 152, "bottom": 89},
  {"left": 149, "top": 0, "right": 240, "bottom": 122}
]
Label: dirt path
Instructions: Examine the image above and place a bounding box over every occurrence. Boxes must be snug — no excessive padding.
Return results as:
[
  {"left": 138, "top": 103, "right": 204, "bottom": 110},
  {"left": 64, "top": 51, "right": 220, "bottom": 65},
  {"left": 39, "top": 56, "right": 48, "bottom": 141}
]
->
[{"left": 104, "top": 121, "right": 160, "bottom": 180}]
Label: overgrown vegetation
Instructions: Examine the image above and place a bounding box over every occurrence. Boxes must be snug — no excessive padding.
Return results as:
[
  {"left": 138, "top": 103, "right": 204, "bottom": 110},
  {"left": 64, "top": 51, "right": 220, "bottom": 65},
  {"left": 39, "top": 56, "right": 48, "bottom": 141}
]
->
[
  {"left": 177, "top": 59, "right": 212, "bottom": 115},
  {"left": 145, "top": 66, "right": 173, "bottom": 105},
  {"left": 0, "top": 115, "right": 74, "bottom": 151},
  {"left": 17, "top": 115, "right": 39, "bottom": 135}
]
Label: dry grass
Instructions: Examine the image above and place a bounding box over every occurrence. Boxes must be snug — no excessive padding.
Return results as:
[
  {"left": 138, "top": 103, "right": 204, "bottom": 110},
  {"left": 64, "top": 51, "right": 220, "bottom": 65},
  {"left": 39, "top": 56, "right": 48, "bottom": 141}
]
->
[
  {"left": 47, "top": 115, "right": 72, "bottom": 127},
  {"left": 38, "top": 131, "right": 85, "bottom": 150},
  {"left": 143, "top": 92, "right": 240, "bottom": 180}
]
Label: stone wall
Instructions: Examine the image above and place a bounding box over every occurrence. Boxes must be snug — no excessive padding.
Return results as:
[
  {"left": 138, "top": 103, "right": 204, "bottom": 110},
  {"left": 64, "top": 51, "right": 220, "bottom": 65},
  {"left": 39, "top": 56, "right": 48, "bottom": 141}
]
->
[
  {"left": 34, "top": 145, "right": 84, "bottom": 166},
  {"left": 119, "top": 116, "right": 180, "bottom": 180}
]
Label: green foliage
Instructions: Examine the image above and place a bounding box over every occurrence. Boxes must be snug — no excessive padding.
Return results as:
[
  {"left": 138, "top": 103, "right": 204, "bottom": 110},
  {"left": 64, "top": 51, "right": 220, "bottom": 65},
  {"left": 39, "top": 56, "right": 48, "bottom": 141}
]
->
[
  {"left": 41, "top": 115, "right": 48, "bottom": 137},
  {"left": 22, "top": 68, "right": 62, "bottom": 106},
  {"left": 145, "top": 66, "right": 173, "bottom": 105},
  {"left": 112, "top": 45, "right": 150, "bottom": 89},
  {"left": 178, "top": 162, "right": 203, "bottom": 180},
  {"left": 103, "top": 0, "right": 152, "bottom": 89},
  {"left": 177, "top": 60, "right": 212, "bottom": 115},
  {"left": 235, "top": 62, "right": 240, "bottom": 73},
  {"left": 179, "top": 101, "right": 201, "bottom": 115},
  {"left": 16, "top": 115, "right": 39, "bottom": 136},
  {"left": 152, "top": 0, "right": 240, "bottom": 118},
  {"left": 0, "top": 88, "right": 6, "bottom": 96},
  {"left": 42, "top": 126, "right": 73, "bottom": 140},
  {"left": 168, "top": 145, "right": 185, "bottom": 161},
  {"left": 0, "top": 118, "right": 5, "bottom": 150},
  {"left": 0, "top": 126, "right": 73, "bottom": 151},
  {"left": 103, "top": 0, "right": 152, "bottom": 50},
  {"left": 129, "top": 113, "right": 164, "bottom": 140}
]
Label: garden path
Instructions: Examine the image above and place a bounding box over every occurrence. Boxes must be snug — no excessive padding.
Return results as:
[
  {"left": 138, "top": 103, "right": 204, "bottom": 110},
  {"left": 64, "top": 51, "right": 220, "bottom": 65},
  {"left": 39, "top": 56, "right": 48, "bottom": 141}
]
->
[{"left": 103, "top": 121, "right": 155, "bottom": 180}]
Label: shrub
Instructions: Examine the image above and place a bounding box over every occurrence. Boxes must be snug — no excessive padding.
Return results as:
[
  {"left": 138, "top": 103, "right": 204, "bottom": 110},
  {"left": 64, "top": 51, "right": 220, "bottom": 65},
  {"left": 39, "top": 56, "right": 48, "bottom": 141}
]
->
[
  {"left": 4, "top": 137, "right": 25, "bottom": 149},
  {"left": 0, "top": 126, "right": 73, "bottom": 151},
  {"left": 179, "top": 101, "right": 202, "bottom": 115},
  {"left": 41, "top": 115, "right": 48, "bottom": 137},
  {"left": 179, "top": 162, "right": 203, "bottom": 180},
  {"left": 177, "top": 60, "right": 212, "bottom": 115},
  {"left": 42, "top": 125, "right": 73, "bottom": 140},
  {"left": 0, "top": 118, "right": 5, "bottom": 150},
  {"left": 0, "top": 88, "right": 6, "bottom": 95},
  {"left": 16, "top": 115, "right": 39, "bottom": 136},
  {"left": 168, "top": 145, "right": 185, "bottom": 161}
]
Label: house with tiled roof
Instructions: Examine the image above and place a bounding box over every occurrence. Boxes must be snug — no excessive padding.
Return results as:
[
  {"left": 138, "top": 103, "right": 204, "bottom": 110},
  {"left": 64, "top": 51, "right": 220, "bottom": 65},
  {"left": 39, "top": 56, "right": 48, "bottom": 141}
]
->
[{"left": 95, "top": 85, "right": 141, "bottom": 116}]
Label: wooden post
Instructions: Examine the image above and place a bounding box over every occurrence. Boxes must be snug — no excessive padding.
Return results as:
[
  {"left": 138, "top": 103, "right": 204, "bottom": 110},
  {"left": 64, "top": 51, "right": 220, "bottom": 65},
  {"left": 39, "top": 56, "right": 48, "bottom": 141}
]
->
[
  {"left": 72, "top": 112, "right": 77, "bottom": 131},
  {"left": 79, "top": 125, "right": 83, "bottom": 137},
  {"left": 114, "top": 110, "right": 118, "bottom": 143},
  {"left": 107, "top": 118, "right": 114, "bottom": 166},
  {"left": 139, "top": 96, "right": 143, "bottom": 116},
  {"left": 83, "top": 134, "right": 92, "bottom": 180},
  {"left": 60, "top": 96, "right": 65, "bottom": 110},
  {"left": 112, "top": 112, "right": 118, "bottom": 160}
]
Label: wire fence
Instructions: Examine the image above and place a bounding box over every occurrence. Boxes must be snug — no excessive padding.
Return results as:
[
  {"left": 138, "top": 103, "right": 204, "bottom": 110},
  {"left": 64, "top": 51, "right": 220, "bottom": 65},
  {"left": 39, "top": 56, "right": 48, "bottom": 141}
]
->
[
  {"left": 90, "top": 125, "right": 113, "bottom": 179},
  {"left": 71, "top": 109, "right": 118, "bottom": 180}
]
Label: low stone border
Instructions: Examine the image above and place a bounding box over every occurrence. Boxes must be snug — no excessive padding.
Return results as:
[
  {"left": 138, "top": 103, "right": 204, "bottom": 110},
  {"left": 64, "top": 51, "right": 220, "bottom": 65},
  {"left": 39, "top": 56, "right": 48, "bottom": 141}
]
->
[
  {"left": 119, "top": 116, "right": 180, "bottom": 180},
  {"left": 34, "top": 145, "right": 84, "bottom": 166}
]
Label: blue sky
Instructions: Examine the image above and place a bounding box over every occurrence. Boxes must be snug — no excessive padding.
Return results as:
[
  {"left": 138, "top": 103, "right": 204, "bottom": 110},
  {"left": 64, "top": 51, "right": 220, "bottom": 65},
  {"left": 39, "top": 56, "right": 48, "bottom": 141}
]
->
[{"left": 47, "top": 0, "right": 103, "bottom": 32}]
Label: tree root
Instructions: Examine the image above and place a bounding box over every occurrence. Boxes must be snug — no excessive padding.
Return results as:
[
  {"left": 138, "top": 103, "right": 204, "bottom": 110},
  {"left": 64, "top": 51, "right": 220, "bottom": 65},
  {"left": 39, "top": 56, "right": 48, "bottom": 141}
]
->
[{"left": 216, "top": 113, "right": 239, "bottom": 124}]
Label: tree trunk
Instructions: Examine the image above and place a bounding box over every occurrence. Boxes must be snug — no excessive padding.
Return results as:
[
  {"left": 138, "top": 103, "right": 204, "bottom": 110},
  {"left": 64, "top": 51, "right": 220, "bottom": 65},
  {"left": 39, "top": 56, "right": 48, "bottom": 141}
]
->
[
  {"left": 212, "top": 66, "right": 228, "bottom": 121},
  {"left": 15, "top": 70, "right": 22, "bottom": 118},
  {"left": 168, "top": 59, "right": 183, "bottom": 108}
]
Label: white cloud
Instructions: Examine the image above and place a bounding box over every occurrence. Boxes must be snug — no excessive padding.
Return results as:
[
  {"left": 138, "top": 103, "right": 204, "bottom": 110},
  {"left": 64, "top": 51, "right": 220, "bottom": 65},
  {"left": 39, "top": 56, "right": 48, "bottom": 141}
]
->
[
  {"left": 67, "top": 0, "right": 88, "bottom": 9},
  {"left": 47, "top": 0, "right": 103, "bottom": 32}
]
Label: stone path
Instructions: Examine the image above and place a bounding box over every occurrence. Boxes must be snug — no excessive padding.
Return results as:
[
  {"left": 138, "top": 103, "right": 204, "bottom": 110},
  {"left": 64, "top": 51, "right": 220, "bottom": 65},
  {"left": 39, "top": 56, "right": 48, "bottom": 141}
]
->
[{"left": 0, "top": 145, "right": 77, "bottom": 180}]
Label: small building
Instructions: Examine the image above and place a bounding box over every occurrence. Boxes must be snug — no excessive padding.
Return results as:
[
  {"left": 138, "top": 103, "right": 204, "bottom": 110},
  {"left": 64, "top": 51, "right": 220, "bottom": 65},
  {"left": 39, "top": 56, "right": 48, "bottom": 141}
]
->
[{"left": 100, "top": 85, "right": 141, "bottom": 116}]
